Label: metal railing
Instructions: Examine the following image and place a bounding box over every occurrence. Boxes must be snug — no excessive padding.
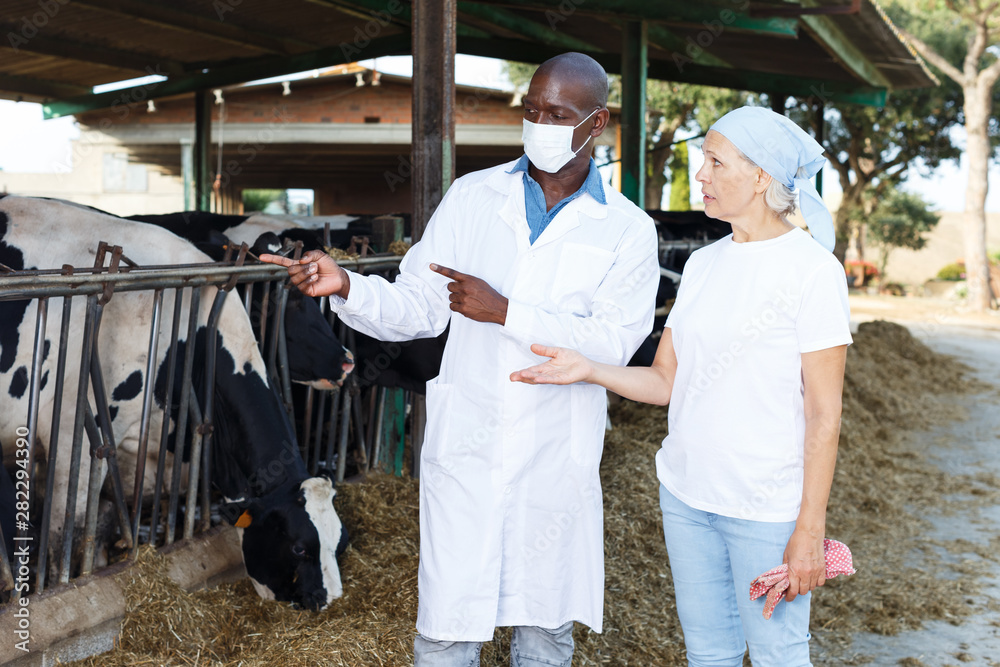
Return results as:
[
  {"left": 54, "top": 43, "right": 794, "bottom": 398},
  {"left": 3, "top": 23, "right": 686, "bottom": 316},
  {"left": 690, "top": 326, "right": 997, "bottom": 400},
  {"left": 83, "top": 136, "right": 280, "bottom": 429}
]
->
[{"left": 0, "top": 246, "right": 406, "bottom": 600}]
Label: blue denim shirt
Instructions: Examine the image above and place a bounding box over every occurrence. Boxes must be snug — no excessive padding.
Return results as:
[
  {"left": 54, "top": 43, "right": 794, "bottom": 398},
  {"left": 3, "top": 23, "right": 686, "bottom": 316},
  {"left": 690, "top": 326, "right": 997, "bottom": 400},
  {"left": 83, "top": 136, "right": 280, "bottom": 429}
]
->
[{"left": 507, "top": 155, "right": 607, "bottom": 244}]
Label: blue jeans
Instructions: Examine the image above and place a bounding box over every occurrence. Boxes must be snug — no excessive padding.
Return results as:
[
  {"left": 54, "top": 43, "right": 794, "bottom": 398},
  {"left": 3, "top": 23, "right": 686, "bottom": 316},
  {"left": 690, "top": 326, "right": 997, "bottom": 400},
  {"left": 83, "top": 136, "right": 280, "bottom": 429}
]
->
[
  {"left": 413, "top": 622, "right": 575, "bottom": 667},
  {"left": 659, "top": 485, "right": 812, "bottom": 667}
]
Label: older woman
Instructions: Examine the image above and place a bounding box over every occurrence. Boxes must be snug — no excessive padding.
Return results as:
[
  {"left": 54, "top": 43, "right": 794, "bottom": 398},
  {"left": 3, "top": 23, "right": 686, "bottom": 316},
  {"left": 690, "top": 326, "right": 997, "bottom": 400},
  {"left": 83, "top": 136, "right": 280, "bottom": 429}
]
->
[{"left": 511, "top": 106, "right": 851, "bottom": 666}]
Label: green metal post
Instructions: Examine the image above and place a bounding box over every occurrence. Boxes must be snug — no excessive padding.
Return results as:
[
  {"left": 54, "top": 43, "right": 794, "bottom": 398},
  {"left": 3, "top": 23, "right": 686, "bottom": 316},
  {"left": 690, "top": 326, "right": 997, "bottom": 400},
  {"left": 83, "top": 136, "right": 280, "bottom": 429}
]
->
[
  {"left": 193, "top": 90, "right": 212, "bottom": 212},
  {"left": 180, "top": 139, "right": 194, "bottom": 211},
  {"left": 621, "top": 20, "right": 647, "bottom": 207},
  {"left": 381, "top": 388, "right": 406, "bottom": 476}
]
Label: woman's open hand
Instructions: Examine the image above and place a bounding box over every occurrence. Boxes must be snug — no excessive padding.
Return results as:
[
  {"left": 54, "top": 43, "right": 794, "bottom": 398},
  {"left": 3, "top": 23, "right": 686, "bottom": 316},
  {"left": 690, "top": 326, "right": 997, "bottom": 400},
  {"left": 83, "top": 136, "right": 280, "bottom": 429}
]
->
[{"left": 509, "top": 344, "right": 594, "bottom": 385}]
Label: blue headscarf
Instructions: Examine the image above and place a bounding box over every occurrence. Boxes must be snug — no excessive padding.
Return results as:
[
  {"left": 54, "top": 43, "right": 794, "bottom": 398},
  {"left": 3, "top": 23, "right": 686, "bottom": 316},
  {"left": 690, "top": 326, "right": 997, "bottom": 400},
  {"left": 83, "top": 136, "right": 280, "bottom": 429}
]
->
[{"left": 710, "top": 106, "right": 834, "bottom": 252}]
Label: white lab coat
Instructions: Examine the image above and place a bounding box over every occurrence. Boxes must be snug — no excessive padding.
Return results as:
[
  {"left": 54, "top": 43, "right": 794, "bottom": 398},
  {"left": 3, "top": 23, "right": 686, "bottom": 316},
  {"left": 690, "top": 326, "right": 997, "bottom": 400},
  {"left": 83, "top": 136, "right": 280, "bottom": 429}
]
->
[{"left": 331, "top": 159, "right": 659, "bottom": 641}]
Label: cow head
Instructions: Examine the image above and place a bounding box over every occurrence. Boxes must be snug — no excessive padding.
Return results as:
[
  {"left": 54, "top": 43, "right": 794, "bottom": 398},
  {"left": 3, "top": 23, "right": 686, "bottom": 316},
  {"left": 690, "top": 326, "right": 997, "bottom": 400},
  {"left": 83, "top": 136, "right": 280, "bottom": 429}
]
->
[
  {"left": 231, "top": 476, "right": 347, "bottom": 611},
  {"left": 251, "top": 233, "right": 355, "bottom": 389},
  {"left": 282, "top": 291, "right": 355, "bottom": 389}
]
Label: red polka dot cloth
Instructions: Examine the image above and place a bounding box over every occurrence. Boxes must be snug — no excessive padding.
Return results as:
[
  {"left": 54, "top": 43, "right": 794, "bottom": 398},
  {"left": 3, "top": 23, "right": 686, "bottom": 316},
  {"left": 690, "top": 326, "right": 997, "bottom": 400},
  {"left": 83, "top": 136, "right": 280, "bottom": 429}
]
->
[{"left": 749, "top": 539, "right": 856, "bottom": 619}]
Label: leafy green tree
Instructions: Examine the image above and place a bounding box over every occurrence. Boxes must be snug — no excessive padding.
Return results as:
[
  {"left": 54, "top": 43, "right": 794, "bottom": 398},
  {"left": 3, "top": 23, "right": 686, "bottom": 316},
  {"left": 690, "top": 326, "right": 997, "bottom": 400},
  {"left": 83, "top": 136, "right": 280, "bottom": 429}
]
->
[
  {"left": 668, "top": 139, "right": 691, "bottom": 211},
  {"left": 866, "top": 187, "right": 941, "bottom": 279},
  {"left": 502, "top": 62, "right": 537, "bottom": 99},
  {"left": 891, "top": 0, "right": 1000, "bottom": 310},
  {"left": 640, "top": 82, "right": 745, "bottom": 209},
  {"left": 790, "top": 58, "right": 963, "bottom": 264},
  {"left": 242, "top": 189, "right": 286, "bottom": 214}
]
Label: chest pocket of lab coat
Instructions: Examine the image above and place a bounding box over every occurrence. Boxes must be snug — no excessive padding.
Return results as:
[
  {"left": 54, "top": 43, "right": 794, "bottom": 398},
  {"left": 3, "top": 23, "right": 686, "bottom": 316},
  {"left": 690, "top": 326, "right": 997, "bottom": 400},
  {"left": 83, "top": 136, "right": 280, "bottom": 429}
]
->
[{"left": 550, "top": 242, "right": 617, "bottom": 316}]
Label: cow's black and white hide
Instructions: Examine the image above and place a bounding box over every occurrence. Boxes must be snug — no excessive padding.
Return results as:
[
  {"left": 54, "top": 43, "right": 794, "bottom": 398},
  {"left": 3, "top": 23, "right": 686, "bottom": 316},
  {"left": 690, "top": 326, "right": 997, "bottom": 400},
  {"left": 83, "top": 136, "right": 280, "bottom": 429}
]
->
[
  {"left": 126, "top": 210, "right": 368, "bottom": 255},
  {"left": 129, "top": 211, "right": 448, "bottom": 394},
  {"left": 152, "top": 225, "right": 355, "bottom": 391},
  {"left": 0, "top": 195, "right": 344, "bottom": 609},
  {"left": 43, "top": 205, "right": 354, "bottom": 391}
]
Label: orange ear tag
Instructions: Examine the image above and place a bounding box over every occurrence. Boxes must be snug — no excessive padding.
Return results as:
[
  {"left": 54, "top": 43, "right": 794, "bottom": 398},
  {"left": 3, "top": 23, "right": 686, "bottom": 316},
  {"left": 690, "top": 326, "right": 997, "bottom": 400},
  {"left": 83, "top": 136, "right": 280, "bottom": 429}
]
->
[{"left": 235, "top": 511, "right": 253, "bottom": 528}]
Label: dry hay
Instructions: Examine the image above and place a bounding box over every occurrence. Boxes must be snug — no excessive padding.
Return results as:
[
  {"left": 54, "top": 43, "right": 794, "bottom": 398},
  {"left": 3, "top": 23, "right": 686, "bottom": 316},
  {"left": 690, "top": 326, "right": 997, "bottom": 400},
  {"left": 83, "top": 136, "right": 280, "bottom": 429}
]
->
[
  {"left": 387, "top": 240, "right": 411, "bottom": 256},
  {"left": 65, "top": 320, "right": 998, "bottom": 666},
  {"left": 326, "top": 246, "right": 360, "bottom": 262}
]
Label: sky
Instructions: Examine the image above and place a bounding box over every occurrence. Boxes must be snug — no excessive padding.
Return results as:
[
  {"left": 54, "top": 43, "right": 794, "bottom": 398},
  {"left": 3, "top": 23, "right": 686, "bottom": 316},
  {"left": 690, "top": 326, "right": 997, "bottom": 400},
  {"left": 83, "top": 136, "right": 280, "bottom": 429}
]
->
[{"left": 0, "top": 54, "right": 996, "bottom": 213}]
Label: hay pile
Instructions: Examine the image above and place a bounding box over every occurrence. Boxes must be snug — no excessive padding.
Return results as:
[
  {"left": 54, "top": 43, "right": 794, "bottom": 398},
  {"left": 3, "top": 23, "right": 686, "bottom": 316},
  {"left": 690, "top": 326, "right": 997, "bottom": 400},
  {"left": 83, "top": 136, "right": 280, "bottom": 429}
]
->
[{"left": 68, "top": 321, "right": 997, "bottom": 666}]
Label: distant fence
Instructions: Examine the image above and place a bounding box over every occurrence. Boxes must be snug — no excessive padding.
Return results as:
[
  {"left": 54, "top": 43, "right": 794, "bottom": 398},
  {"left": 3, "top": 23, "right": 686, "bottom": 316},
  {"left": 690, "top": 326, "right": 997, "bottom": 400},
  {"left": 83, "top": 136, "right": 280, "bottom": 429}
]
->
[{"left": 0, "top": 246, "right": 405, "bottom": 602}]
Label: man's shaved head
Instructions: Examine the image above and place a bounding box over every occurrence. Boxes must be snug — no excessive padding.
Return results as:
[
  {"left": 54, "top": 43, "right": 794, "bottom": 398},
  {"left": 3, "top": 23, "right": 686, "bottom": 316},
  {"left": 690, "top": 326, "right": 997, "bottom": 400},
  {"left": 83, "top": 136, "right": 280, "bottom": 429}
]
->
[{"left": 532, "top": 53, "right": 609, "bottom": 110}]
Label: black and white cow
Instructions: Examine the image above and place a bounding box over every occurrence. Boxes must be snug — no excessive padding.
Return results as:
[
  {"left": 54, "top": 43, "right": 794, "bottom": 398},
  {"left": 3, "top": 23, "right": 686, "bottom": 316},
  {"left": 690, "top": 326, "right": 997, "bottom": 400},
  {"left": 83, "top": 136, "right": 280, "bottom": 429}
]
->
[
  {"left": 129, "top": 210, "right": 447, "bottom": 394},
  {"left": 126, "top": 210, "right": 367, "bottom": 257},
  {"left": 0, "top": 195, "right": 344, "bottom": 610}
]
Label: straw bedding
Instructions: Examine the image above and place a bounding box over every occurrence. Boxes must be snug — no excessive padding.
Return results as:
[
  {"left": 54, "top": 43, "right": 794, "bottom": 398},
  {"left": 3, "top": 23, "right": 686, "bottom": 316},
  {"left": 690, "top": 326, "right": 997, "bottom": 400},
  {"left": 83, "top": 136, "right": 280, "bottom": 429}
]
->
[{"left": 67, "top": 320, "right": 999, "bottom": 666}]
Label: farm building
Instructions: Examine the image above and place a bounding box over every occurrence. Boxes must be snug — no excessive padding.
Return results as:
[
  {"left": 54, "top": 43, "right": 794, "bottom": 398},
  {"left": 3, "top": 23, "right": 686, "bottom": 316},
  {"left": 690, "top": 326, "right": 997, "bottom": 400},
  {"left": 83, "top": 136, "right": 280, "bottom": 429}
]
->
[{"left": 2, "top": 64, "right": 620, "bottom": 216}]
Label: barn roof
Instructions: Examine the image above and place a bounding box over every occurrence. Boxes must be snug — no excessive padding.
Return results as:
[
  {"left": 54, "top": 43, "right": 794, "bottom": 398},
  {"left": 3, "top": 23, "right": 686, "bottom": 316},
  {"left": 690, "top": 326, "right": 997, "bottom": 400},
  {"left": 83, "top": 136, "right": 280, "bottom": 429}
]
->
[{"left": 1, "top": 0, "right": 935, "bottom": 117}]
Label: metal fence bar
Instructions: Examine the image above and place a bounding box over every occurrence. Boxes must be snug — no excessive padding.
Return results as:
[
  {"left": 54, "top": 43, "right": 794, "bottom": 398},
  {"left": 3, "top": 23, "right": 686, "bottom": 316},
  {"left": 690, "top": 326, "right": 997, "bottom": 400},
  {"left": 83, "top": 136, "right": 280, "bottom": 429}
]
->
[
  {"left": 276, "top": 294, "right": 294, "bottom": 420},
  {"left": 0, "top": 260, "right": 405, "bottom": 302},
  {"left": 150, "top": 288, "right": 185, "bottom": 548},
  {"left": 325, "top": 319, "right": 347, "bottom": 475},
  {"left": 130, "top": 289, "right": 163, "bottom": 552},
  {"left": 59, "top": 293, "right": 99, "bottom": 584},
  {"left": 166, "top": 287, "right": 201, "bottom": 546},
  {"left": 85, "top": 308, "right": 135, "bottom": 554},
  {"left": 265, "top": 282, "right": 285, "bottom": 393},
  {"left": 303, "top": 387, "right": 315, "bottom": 474},
  {"left": 79, "top": 404, "right": 105, "bottom": 577},
  {"left": 323, "top": 386, "right": 340, "bottom": 472},
  {"left": 183, "top": 388, "right": 204, "bottom": 541},
  {"left": 185, "top": 288, "right": 226, "bottom": 540},
  {"left": 336, "top": 383, "right": 352, "bottom": 483},
  {"left": 35, "top": 290, "right": 74, "bottom": 593},
  {"left": 243, "top": 281, "right": 254, "bottom": 319},
  {"left": 371, "top": 387, "right": 387, "bottom": 473},
  {"left": 350, "top": 380, "right": 368, "bottom": 474}
]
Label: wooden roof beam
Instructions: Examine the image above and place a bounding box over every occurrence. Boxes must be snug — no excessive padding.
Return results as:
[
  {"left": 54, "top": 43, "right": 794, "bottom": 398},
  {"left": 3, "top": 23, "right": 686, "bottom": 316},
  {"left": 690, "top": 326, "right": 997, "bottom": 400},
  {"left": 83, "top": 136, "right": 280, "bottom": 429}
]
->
[
  {"left": 303, "top": 0, "right": 492, "bottom": 39},
  {"left": 457, "top": 36, "right": 887, "bottom": 105},
  {"left": 42, "top": 33, "right": 413, "bottom": 119},
  {"left": 472, "top": 0, "right": 800, "bottom": 37},
  {"left": 456, "top": 3, "right": 604, "bottom": 52},
  {"left": 71, "top": 0, "right": 319, "bottom": 55},
  {"left": 646, "top": 22, "right": 732, "bottom": 69},
  {"left": 0, "top": 72, "right": 90, "bottom": 100},
  {"left": 797, "top": 7, "right": 894, "bottom": 88},
  {"left": 0, "top": 26, "right": 186, "bottom": 76},
  {"left": 300, "top": 0, "right": 411, "bottom": 26}
]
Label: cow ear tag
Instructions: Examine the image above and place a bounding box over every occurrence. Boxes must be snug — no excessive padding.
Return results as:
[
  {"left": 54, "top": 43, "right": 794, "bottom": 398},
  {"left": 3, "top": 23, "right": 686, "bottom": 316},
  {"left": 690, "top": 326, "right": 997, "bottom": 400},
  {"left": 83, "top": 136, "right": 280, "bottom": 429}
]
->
[{"left": 236, "top": 511, "right": 253, "bottom": 528}]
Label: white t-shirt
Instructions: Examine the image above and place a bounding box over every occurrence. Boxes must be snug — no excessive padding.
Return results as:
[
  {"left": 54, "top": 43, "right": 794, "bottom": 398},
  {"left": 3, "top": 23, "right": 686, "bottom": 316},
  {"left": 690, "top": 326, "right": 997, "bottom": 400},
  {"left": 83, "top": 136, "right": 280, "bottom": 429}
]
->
[{"left": 657, "top": 227, "right": 852, "bottom": 522}]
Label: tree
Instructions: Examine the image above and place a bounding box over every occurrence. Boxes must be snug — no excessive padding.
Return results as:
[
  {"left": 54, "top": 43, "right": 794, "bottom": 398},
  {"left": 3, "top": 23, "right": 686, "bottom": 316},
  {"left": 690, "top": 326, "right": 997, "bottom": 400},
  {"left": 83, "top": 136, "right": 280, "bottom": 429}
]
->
[
  {"left": 790, "top": 67, "right": 963, "bottom": 264},
  {"left": 641, "top": 81, "right": 696, "bottom": 208},
  {"left": 866, "top": 187, "right": 941, "bottom": 279},
  {"left": 242, "top": 188, "right": 286, "bottom": 213},
  {"left": 639, "top": 83, "right": 745, "bottom": 209},
  {"left": 892, "top": 0, "right": 1000, "bottom": 310},
  {"left": 668, "top": 139, "right": 691, "bottom": 211}
]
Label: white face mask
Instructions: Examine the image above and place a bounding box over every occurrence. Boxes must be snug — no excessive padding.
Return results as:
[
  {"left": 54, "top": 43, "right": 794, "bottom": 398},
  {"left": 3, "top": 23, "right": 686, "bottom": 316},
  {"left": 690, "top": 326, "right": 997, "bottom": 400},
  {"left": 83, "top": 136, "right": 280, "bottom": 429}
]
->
[{"left": 521, "top": 108, "right": 599, "bottom": 173}]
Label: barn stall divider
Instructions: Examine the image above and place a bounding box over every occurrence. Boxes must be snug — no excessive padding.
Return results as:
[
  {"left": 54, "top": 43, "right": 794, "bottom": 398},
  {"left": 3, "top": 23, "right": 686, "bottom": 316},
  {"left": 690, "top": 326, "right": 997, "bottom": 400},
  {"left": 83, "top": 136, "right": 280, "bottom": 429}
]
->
[{"left": 0, "top": 246, "right": 406, "bottom": 606}]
